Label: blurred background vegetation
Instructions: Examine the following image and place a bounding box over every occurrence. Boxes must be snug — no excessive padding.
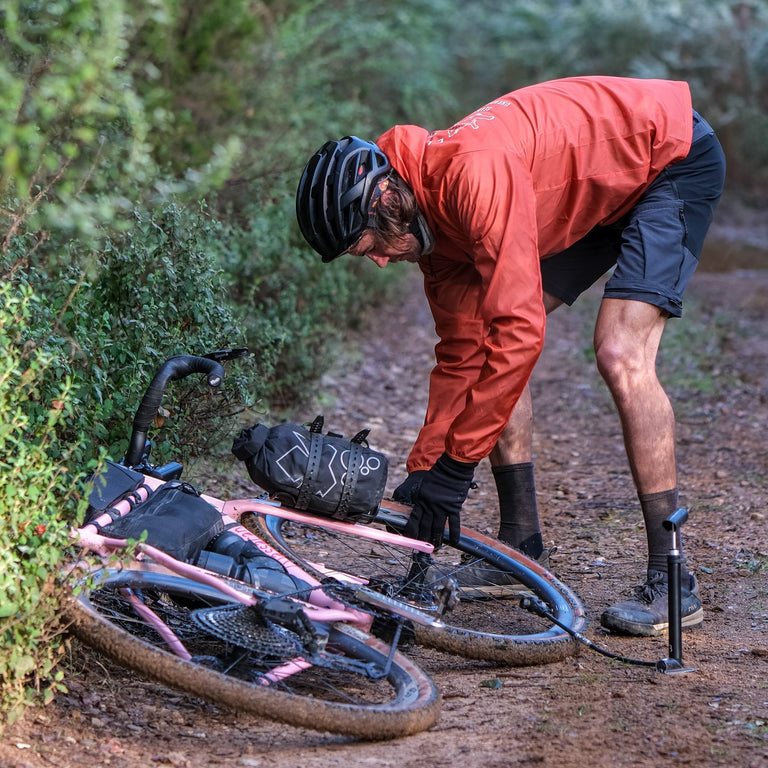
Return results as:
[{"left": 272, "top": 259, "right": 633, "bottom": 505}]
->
[{"left": 1, "top": 0, "right": 767, "bottom": 724}]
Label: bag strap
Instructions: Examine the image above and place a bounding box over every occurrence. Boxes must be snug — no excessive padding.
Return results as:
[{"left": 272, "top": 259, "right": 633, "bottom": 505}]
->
[
  {"left": 294, "top": 429, "right": 325, "bottom": 511},
  {"left": 294, "top": 432, "right": 366, "bottom": 519},
  {"left": 337, "top": 441, "right": 364, "bottom": 518},
  {"left": 99, "top": 484, "right": 153, "bottom": 525},
  {"left": 351, "top": 428, "right": 370, "bottom": 445}
]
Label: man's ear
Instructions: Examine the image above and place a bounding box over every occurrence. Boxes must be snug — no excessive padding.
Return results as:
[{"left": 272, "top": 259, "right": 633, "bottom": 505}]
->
[{"left": 379, "top": 188, "right": 402, "bottom": 216}]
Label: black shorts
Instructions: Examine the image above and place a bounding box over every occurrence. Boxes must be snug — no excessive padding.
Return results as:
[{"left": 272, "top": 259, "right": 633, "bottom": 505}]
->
[{"left": 540, "top": 110, "right": 727, "bottom": 317}]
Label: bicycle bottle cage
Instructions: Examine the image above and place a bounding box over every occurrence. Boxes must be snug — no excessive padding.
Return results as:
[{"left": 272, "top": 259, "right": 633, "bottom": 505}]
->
[{"left": 232, "top": 415, "right": 388, "bottom": 523}]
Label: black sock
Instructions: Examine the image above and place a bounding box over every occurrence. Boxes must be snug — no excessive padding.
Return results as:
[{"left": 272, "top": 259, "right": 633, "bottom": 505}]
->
[
  {"left": 640, "top": 488, "right": 689, "bottom": 583},
  {"left": 493, "top": 462, "right": 543, "bottom": 558}
]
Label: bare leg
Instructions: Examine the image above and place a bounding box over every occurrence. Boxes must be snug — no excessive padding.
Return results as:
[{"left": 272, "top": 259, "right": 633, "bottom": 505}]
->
[
  {"left": 489, "top": 385, "right": 533, "bottom": 465},
  {"left": 592, "top": 298, "right": 676, "bottom": 493},
  {"left": 492, "top": 294, "right": 675, "bottom": 487},
  {"left": 594, "top": 296, "right": 690, "bottom": 594}
]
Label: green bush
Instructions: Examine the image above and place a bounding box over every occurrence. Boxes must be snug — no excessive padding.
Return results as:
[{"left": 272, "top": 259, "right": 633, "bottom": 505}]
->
[
  {"left": 72, "top": 202, "right": 258, "bottom": 462},
  {"left": 0, "top": 0, "right": 241, "bottom": 245},
  {"left": 0, "top": 282, "right": 90, "bottom": 729},
  {"left": 3, "top": 202, "right": 259, "bottom": 467}
]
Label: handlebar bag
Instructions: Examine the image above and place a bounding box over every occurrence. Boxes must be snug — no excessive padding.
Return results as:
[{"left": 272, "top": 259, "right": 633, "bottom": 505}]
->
[
  {"left": 232, "top": 416, "right": 388, "bottom": 523},
  {"left": 94, "top": 480, "right": 224, "bottom": 563},
  {"left": 83, "top": 460, "right": 153, "bottom": 526}
]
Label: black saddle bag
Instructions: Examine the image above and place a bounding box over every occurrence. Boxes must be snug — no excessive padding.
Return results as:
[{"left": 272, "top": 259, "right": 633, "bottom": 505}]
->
[{"left": 232, "top": 416, "right": 388, "bottom": 523}]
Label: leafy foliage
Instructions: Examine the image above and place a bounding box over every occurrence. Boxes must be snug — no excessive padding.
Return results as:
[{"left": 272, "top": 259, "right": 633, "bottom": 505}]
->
[
  {"left": 2, "top": 204, "right": 254, "bottom": 466},
  {"left": 212, "top": 195, "right": 399, "bottom": 405},
  {"left": 0, "top": 283, "right": 90, "bottom": 728},
  {"left": 0, "top": 0, "right": 240, "bottom": 254}
]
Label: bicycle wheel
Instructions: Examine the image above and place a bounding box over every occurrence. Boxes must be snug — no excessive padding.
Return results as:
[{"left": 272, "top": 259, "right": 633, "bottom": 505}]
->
[
  {"left": 245, "top": 502, "right": 586, "bottom": 666},
  {"left": 64, "top": 561, "right": 440, "bottom": 740}
]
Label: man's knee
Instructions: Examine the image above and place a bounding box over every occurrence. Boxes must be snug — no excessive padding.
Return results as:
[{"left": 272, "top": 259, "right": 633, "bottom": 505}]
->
[
  {"left": 594, "top": 332, "right": 650, "bottom": 392},
  {"left": 594, "top": 298, "right": 666, "bottom": 388},
  {"left": 595, "top": 337, "right": 628, "bottom": 384}
]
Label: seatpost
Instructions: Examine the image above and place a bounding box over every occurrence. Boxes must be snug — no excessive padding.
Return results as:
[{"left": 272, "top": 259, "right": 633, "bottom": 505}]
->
[{"left": 656, "top": 508, "right": 696, "bottom": 674}]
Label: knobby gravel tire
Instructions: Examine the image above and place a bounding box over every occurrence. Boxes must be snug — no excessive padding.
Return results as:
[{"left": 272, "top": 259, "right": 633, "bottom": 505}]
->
[
  {"left": 64, "top": 565, "right": 440, "bottom": 740},
  {"left": 247, "top": 503, "right": 586, "bottom": 666}
]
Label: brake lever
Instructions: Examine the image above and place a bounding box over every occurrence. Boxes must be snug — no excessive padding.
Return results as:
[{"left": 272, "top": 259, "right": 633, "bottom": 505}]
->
[{"left": 203, "top": 348, "right": 250, "bottom": 362}]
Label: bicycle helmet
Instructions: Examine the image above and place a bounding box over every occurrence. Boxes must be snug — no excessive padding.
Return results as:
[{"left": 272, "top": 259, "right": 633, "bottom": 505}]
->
[{"left": 296, "top": 136, "right": 392, "bottom": 263}]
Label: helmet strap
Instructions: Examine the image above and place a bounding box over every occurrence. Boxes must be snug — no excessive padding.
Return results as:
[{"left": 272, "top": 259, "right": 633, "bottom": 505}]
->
[
  {"left": 409, "top": 210, "right": 435, "bottom": 256},
  {"left": 366, "top": 174, "right": 434, "bottom": 257}
]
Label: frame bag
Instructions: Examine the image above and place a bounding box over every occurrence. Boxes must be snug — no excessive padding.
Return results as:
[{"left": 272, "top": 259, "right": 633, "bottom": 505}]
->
[
  {"left": 94, "top": 480, "right": 225, "bottom": 562},
  {"left": 232, "top": 416, "right": 388, "bottom": 523}
]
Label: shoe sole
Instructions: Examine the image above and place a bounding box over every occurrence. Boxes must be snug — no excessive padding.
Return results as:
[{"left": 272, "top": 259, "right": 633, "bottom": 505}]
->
[{"left": 600, "top": 606, "right": 704, "bottom": 637}]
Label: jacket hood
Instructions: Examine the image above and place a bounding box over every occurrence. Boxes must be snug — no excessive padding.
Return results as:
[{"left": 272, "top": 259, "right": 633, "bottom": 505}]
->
[{"left": 376, "top": 125, "right": 431, "bottom": 214}]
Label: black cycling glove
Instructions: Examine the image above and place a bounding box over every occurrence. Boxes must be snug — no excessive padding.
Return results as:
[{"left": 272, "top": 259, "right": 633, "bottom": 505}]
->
[
  {"left": 403, "top": 453, "right": 477, "bottom": 547},
  {"left": 392, "top": 470, "right": 429, "bottom": 505}
]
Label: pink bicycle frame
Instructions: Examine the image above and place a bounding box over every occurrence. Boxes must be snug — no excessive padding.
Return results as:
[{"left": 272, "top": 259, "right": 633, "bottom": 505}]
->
[{"left": 71, "top": 472, "right": 435, "bottom": 683}]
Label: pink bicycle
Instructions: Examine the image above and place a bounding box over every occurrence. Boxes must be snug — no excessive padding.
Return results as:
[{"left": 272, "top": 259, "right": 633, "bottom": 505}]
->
[{"left": 64, "top": 352, "right": 585, "bottom": 739}]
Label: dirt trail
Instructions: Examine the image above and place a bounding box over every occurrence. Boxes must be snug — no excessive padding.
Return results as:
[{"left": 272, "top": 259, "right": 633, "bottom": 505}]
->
[{"left": 2, "top": 262, "right": 767, "bottom": 768}]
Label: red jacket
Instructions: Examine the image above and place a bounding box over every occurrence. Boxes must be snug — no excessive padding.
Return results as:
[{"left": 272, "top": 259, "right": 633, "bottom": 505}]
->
[{"left": 376, "top": 76, "right": 692, "bottom": 470}]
